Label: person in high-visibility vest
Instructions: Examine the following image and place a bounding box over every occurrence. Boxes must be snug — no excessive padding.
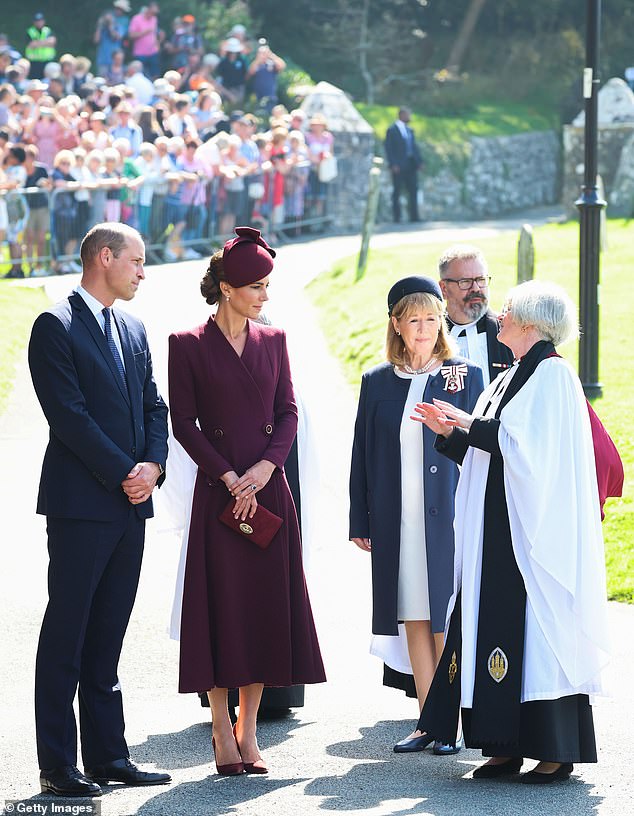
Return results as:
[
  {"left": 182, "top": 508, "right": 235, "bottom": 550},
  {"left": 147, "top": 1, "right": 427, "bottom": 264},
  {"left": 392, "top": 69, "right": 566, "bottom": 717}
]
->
[{"left": 25, "top": 12, "right": 57, "bottom": 80}]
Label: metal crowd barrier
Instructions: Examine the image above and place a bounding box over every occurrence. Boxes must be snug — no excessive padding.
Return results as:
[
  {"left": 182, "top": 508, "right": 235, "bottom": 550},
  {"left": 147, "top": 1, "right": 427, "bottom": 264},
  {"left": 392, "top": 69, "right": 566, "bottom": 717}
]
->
[{"left": 1, "top": 162, "right": 335, "bottom": 277}]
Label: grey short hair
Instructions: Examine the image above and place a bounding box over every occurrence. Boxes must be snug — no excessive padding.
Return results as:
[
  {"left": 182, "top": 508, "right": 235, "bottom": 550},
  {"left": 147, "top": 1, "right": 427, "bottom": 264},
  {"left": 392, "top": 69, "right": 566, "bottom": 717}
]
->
[
  {"left": 438, "top": 244, "right": 487, "bottom": 277},
  {"left": 506, "top": 280, "right": 579, "bottom": 346}
]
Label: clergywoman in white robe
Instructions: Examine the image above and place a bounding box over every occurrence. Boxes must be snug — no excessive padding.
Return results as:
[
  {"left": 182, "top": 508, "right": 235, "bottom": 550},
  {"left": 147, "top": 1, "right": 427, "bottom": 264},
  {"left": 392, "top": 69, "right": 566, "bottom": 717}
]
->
[{"left": 412, "top": 280, "right": 610, "bottom": 785}]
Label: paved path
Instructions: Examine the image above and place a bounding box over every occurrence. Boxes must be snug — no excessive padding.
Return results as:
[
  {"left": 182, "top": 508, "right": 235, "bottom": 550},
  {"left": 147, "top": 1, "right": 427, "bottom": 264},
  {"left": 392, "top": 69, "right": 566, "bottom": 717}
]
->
[{"left": 1, "top": 214, "right": 632, "bottom": 816}]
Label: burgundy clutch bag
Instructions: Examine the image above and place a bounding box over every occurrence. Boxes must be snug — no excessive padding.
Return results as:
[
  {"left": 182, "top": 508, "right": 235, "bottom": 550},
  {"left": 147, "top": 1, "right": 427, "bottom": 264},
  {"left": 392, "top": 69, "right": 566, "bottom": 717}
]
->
[{"left": 219, "top": 498, "right": 283, "bottom": 549}]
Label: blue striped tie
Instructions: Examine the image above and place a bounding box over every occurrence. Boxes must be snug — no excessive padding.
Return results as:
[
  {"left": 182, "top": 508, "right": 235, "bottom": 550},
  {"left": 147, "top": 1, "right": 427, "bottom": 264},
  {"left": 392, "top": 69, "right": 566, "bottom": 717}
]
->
[{"left": 102, "top": 307, "right": 128, "bottom": 388}]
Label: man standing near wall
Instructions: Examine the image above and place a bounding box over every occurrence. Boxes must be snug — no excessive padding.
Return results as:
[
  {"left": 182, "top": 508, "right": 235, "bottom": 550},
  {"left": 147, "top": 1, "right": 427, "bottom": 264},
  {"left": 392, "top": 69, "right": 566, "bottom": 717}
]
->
[
  {"left": 384, "top": 106, "right": 422, "bottom": 223},
  {"left": 438, "top": 245, "right": 514, "bottom": 386}
]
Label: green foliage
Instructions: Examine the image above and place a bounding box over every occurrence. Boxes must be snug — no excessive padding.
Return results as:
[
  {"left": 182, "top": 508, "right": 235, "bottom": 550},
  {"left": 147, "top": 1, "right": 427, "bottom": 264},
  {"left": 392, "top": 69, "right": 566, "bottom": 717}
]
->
[
  {"left": 307, "top": 221, "right": 634, "bottom": 601},
  {"left": 0, "top": 281, "right": 49, "bottom": 415},
  {"left": 202, "top": 0, "right": 258, "bottom": 53},
  {"left": 276, "top": 60, "right": 315, "bottom": 111}
]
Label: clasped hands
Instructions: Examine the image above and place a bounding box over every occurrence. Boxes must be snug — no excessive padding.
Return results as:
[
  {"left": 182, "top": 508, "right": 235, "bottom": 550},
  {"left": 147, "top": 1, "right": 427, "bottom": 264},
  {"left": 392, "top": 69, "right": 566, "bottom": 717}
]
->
[
  {"left": 122, "top": 462, "right": 161, "bottom": 505},
  {"left": 411, "top": 398, "right": 474, "bottom": 436},
  {"left": 221, "top": 460, "right": 276, "bottom": 522}
]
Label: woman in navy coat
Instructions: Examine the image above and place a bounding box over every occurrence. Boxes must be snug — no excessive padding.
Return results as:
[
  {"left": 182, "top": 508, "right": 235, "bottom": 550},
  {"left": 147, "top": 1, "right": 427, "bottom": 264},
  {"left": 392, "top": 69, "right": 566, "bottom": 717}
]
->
[
  {"left": 349, "top": 276, "right": 483, "bottom": 753},
  {"left": 168, "top": 228, "right": 325, "bottom": 777}
]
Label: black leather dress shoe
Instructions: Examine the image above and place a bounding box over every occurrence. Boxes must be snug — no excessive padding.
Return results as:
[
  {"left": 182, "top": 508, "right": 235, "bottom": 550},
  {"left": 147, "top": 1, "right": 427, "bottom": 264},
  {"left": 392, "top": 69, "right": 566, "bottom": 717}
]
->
[
  {"left": 393, "top": 733, "right": 435, "bottom": 753},
  {"left": 472, "top": 757, "right": 524, "bottom": 778},
  {"left": 40, "top": 766, "right": 102, "bottom": 797},
  {"left": 521, "top": 762, "right": 573, "bottom": 784},
  {"left": 85, "top": 758, "right": 171, "bottom": 786}
]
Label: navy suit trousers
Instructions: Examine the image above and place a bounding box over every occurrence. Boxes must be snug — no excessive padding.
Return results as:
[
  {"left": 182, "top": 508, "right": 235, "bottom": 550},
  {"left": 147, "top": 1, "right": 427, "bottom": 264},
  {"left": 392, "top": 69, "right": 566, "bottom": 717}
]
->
[
  {"left": 391, "top": 156, "right": 420, "bottom": 222},
  {"left": 35, "top": 509, "right": 145, "bottom": 769}
]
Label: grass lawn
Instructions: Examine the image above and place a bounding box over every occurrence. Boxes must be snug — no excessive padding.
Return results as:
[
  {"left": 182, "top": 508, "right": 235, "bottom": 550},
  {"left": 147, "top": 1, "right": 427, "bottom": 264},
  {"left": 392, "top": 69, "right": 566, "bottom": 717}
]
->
[
  {"left": 307, "top": 219, "right": 634, "bottom": 602},
  {"left": 357, "top": 102, "right": 556, "bottom": 144},
  {"left": 356, "top": 102, "right": 557, "bottom": 175},
  {"left": 0, "top": 281, "right": 49, "bottom": 415}
]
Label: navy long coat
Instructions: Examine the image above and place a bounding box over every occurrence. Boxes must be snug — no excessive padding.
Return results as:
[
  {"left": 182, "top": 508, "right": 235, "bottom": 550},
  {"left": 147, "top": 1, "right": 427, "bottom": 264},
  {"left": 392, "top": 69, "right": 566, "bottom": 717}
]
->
[{"left": 349, "top": 358, "right": 483, "bottom": 635}]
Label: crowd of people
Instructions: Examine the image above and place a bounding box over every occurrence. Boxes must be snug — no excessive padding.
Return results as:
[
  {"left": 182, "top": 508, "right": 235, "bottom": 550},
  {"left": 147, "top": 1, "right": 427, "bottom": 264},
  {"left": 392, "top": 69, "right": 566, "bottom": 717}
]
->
[{"left": 0, "top": 7, "right": 337, "bottom": 277}]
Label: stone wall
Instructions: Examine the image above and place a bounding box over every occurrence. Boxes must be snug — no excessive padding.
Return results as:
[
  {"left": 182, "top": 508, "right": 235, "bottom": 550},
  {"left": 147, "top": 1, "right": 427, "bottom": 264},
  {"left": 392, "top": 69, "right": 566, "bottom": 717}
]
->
[
  {"left": 301, "top": 81, "right": 561, "bottom": 226},
  {"left": 562, "top": 78, "right": 634, "bottom": 217},
  {"left": 377, "top": 130, "right": 561, "bottom": 221},
  {"left": 562, "top": 123, "right": 634, "bottom": 216},
  {"left": 462, "top": 131, "right": 560, "bottom": 217}
]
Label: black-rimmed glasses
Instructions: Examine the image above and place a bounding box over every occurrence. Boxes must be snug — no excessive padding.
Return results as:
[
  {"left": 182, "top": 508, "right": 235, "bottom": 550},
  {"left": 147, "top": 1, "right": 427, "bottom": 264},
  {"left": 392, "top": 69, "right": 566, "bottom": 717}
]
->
[{"left": 443, "top": 275, "right": 491, "bottom": 290}]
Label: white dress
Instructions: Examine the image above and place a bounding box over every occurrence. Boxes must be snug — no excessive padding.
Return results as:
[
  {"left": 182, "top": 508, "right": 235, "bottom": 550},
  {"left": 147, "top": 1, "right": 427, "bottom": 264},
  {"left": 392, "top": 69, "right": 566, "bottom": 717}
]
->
[{"left": 395, "top": 365, "right": 440, "bottom": 620}]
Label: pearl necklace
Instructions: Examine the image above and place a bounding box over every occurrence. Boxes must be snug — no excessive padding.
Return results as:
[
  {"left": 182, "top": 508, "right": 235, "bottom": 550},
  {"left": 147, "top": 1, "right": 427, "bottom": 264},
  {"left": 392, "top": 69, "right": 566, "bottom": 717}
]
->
[{"left": 403, "top": 357, "right": 437, "bottom": 375}]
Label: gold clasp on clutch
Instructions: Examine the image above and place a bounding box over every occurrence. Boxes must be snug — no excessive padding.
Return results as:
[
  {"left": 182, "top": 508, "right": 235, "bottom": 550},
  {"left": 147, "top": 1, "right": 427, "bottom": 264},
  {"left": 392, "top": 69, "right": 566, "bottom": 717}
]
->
[{"left": 239, "top": 523, "right": 254, "bottom": 535}]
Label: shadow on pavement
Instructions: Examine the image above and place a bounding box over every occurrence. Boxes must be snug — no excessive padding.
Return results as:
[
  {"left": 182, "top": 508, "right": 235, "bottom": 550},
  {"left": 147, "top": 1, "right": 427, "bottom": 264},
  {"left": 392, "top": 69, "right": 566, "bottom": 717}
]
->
[
  {"left": 301, "top": 720, "right": 604, "bottom": 815},
  {"left": 129, "top": 716, "right": 311, "bottom": 771},
  {"left": 132, "top": 775, "right": 308, "bottom": 816}
]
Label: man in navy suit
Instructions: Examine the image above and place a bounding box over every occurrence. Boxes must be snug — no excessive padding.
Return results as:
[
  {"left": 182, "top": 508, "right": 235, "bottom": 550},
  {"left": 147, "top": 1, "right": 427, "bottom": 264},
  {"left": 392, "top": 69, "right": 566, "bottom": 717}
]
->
[
  {"left": 384, "top": 106, "right": 423, "bottom": 223},
  {"left": 28, "top": 223, "right": 170, "bottom": 797},
  {"left": 438, "top": 245, "right": 514, "bottom": 387}
]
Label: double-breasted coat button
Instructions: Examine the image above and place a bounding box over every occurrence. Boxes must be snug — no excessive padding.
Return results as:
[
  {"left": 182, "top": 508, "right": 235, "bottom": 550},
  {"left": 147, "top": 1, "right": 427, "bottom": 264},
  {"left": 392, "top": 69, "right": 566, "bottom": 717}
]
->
[
  {"left": 213, "top": 428, "right": 224, "bottom": 439},
  {"left": 264, "top": 423, "right": 273, "bottom": 435},
  {"left": 429, "top": 507, "right": 439, "bottom": 516},
  {"left": 429, "top": 465, "right": 438, "bottom": 474}
]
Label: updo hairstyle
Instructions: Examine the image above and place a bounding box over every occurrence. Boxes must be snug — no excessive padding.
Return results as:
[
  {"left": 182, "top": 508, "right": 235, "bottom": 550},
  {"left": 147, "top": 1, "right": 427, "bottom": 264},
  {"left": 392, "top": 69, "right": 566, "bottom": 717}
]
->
[{"left": 200, "top": 250, "right": 227, "bottom": 305}]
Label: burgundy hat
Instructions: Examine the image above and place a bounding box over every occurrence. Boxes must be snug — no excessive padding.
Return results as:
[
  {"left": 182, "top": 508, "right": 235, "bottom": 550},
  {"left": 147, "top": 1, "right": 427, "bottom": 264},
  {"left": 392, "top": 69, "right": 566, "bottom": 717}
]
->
[{"left": 222, "top": 226, "right": 276, "bottom": 287}]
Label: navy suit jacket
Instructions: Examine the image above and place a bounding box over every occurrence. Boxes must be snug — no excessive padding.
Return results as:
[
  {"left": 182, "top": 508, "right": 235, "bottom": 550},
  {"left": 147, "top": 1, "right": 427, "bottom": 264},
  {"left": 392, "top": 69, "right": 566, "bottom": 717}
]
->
[
  {"left": 384, "top": 121, "right": 422, "bottom": 170},
  {"left": 28, "top": 291, "right": 168, "bottom": 522}
]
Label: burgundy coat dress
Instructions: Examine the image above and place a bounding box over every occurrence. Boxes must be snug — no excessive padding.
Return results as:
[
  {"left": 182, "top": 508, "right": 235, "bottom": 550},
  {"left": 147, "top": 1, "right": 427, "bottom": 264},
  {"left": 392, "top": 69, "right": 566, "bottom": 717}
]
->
[{"left": 168, "top": 317, "right": 326, "bottom": 693}]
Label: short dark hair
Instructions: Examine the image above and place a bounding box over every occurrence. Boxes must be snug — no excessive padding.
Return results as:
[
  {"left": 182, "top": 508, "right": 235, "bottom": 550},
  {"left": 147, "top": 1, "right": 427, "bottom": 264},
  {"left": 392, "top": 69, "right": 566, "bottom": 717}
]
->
[
  {"left": 80, "top": 223, "right": 140, "bottom": 267},
  {"left": 9, "top": 145, "right": 26, "bottom": 163}
]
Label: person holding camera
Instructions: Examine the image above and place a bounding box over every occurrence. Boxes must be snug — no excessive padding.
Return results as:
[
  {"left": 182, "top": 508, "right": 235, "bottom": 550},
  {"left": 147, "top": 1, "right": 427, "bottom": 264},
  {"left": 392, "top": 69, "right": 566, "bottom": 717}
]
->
[
  {"left": 246, "top": 40, "right": 286, "bottom": 115},
  {"left": 94, "top": 1, "right": 131, "bottom": 79}
]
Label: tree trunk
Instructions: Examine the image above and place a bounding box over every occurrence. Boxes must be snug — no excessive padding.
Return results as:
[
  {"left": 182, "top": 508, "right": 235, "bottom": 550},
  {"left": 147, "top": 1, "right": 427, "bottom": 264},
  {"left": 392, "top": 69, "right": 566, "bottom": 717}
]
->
[
  {"left": 445, "top": 0, "right": 488, "bottom": 73},
  {"left": 358, "top": 0, "right": 374, "bottom": 103}
]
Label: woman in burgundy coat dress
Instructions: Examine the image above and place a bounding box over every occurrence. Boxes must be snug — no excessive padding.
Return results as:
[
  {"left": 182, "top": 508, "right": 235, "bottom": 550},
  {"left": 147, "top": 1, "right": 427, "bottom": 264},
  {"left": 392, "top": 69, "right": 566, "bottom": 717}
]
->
[{"left": 168, "top": 227, "right": 325, "bottom": 776}]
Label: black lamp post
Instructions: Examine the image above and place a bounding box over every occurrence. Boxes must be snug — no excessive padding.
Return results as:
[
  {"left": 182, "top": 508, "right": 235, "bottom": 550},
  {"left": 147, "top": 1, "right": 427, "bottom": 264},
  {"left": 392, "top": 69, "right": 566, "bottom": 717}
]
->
[{"left": 576, "top": 0, "right": 605, "bottom": 399}]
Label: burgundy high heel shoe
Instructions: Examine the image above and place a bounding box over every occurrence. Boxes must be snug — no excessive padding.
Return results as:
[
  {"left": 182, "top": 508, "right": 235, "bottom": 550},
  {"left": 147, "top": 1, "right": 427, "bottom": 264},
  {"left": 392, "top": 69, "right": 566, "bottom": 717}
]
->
[
  {"left": 233, "top": 724, "right": 268, "bottom": 774},
  {"left": 212, "top": 735, "right": 245, "bottom": 776}
]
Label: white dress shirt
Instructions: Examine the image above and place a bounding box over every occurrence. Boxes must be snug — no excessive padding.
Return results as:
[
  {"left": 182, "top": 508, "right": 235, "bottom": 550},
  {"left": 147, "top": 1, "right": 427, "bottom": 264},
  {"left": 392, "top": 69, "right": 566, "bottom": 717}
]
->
[{"left": 75, "top": 285, "right": 126, "bottom": 370}]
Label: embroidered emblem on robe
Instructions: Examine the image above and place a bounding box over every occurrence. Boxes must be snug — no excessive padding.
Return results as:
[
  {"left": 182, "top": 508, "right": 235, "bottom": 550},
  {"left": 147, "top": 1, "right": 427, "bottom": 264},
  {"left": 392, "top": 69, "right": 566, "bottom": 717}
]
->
[
  {"left": 487, "top": 647, "right": 508, "bottom": 683},
  {"left": 448, "top": 651, "right": 458, "bottom": 684},
  {"left": 441, "top": 363, "right": 468, "bottom": 393}
]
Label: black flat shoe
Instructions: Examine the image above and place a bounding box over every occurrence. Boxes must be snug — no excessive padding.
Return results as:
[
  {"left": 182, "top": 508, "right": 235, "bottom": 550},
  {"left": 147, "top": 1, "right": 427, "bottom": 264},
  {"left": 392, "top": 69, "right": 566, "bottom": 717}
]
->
[
  {"left": 472, "top": 757, "right": 524, "bottom": 778},
  {"left": 85, "top": 757, "right": 171, "bottom": 786},
  {"left": 40, "top": 766, "right": 102, "bottom": 797},
  {"left": 521, "top": 762, "right": 573, "bottom": 784},
  {"left": 393, "top": 733, "right": 435, "bottom": 753}
]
